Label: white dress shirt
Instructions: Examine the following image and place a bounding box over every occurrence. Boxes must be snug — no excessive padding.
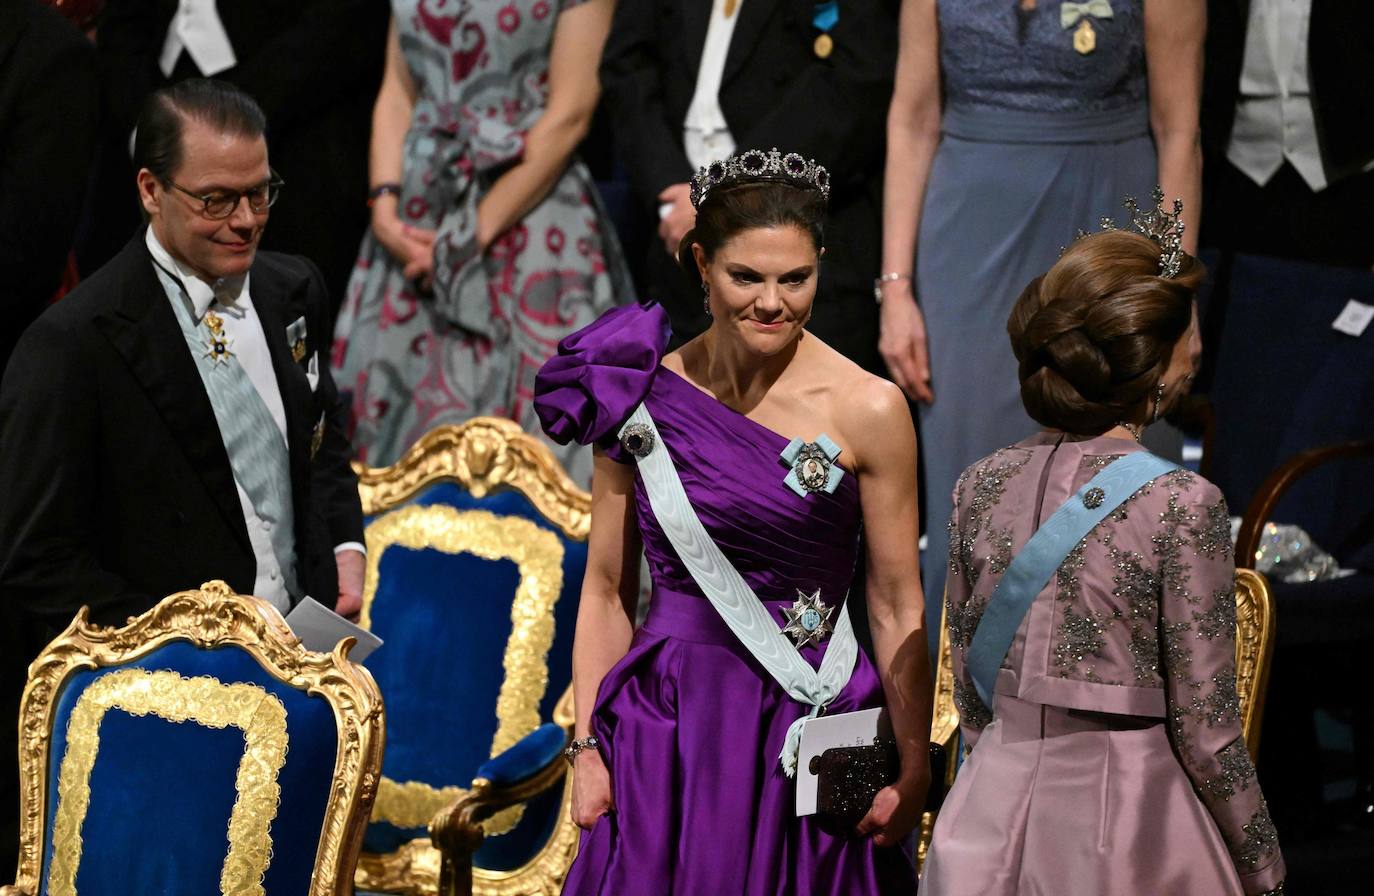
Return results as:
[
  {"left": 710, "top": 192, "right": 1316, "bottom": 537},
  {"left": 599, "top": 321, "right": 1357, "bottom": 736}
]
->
[
  {"left": 145, "top": 229, "right": 362, "bottom": 611},
  {"left": 661, "top": 0, "right": 743, "bottom": 220},
  {"left": 159, "top": 0, "right": 237, "bottom": 77},
  {"left": 1226, "top": 0, "right": 1328, "bottom": 190}
]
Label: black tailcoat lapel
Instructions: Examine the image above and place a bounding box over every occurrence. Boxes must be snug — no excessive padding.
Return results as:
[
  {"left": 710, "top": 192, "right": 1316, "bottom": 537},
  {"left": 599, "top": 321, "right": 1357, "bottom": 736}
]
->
[{"left": 90, "top": 237, "right": 253, "bottom": 555}]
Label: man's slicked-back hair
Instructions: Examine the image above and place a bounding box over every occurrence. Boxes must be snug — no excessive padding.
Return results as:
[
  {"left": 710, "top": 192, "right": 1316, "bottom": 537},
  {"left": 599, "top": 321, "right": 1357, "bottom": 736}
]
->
[{"left": 134, "top": 78, "right": 267, "bottom": 182}]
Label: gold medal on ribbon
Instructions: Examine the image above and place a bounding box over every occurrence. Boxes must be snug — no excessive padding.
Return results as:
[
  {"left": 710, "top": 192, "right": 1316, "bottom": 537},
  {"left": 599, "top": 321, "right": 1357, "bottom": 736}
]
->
[
  {"left": 201, "top": 310, "right": 235, "bottom": 366},
  {"left": 814, "top": 32, "right": 833, "bottom": 59},
  {"left": 1073, "top": 18, "right": 1096, "bottom": 54}
]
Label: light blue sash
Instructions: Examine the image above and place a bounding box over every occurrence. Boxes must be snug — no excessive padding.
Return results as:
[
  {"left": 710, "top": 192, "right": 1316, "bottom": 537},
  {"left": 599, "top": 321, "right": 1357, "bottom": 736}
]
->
[
  {"left": 965, "top": 451, "right": 1178, "bottom": 705},
  {"left": 619, "top": 404, "right": 858, "bottom": 776}
]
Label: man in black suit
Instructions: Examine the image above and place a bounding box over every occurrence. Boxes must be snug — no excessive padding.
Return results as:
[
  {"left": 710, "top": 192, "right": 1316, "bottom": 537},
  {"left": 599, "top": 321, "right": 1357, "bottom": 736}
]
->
[
  {"left": 0, "top": 0, "right": 97, "bottom": 374},
  {"left": 1201, "top": 0, "right": 1374, "bottom": 269},
  {"left": 0, "top": 80, "right": 365, "bottom": 867},
  {"left": 80, "top": 0, "right": 388, "bottom": 307},
  {"left": 600, "top": 0, "right": 898, "bottom": 372}
]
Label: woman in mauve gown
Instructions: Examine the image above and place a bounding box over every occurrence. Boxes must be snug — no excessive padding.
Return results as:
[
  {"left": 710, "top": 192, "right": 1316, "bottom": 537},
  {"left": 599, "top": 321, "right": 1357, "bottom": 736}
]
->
[
  {"left": 921, "top": 228, "right": 1285, "bottom": 896},
  {"left": 534, "top": 154, "right": 931, "bottom": 894}
]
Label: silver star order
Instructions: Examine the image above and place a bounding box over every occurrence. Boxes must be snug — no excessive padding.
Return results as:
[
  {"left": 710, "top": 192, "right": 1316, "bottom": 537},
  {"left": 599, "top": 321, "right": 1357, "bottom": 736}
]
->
[{"left": 780, "top": 588, "right": 834, "bottom": 649}]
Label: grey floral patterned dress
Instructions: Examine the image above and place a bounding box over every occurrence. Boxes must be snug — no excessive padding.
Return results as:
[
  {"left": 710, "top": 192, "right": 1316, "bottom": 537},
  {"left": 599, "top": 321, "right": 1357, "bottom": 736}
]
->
[
  {"left": 332, "top": 0, "right": 633, "bottom": 481},
  {"left": 921, "top": 432, "right": 1286, "bottom": 896}
]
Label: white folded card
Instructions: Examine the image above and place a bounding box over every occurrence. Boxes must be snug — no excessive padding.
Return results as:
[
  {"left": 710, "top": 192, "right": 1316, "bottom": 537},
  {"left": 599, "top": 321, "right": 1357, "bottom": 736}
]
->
[
  {"left": 794, "top": 706, "right": 892, "bottom": 816},
  {"left": 284, "top": 597, "right": 382, "bottom": 662}
]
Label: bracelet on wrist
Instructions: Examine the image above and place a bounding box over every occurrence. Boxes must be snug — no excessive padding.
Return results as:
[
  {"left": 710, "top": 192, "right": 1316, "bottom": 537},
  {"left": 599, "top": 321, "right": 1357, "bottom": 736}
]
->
[
  {"left": 564, "top": 735, "right": 600, "bottom": 766},
  {"left": 367, "top": 183, "right": 402, "bottom": 208},
  {"left": 873, "top": 272, "right": 912, "bottom": 304}
]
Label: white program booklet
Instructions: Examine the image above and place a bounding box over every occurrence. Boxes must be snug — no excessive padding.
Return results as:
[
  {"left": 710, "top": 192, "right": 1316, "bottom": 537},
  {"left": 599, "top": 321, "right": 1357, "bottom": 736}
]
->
[
  {"left": 284, "top": 597, "right": 383, "bottom": 662},
  {"left": 794, "top": 706, "right": 892, "bottom": 816}
]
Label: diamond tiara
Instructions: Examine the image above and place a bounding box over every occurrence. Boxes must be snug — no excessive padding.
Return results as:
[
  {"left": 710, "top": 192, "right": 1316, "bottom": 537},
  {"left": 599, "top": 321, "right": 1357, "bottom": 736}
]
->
[
  {"left": 690, "top": 148, "right": 831, "bottom": 210},
  {"left": 1094, "top": 187, "right": 1186, "bottom": 278}
]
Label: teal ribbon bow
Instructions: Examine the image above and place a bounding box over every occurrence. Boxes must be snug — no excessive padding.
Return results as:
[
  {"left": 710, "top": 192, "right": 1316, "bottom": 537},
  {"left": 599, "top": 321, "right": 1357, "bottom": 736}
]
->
[
  {"left": 813, "top": 0, "right": 838, "bottom": 32},
  {"left": 1061, "top": 0, "right": 1113, "bottom": 29}
]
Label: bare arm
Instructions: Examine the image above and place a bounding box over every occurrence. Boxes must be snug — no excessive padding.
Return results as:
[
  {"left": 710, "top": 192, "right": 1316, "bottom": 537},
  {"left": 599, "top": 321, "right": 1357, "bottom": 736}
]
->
[
  {"left": 567, "top": 448, "right": 641, "bottom": 828},
  {"left": 572, "top": 449, "right": 641, "bottom": 739},
  {"left": 878, "top": 0, "right": 941, "bottom": 402},
  {"left": 1145, "top": 0, "right": 1205, "bottom": 252},
  {"left": 475, "top": 0, "right": 614, "bottom": 249},
  {"left": 848, "top": 379, "right": 933, "bottom": 846},
  {"left": 366, "top": 20, "right": 437, "bottom": 281}
]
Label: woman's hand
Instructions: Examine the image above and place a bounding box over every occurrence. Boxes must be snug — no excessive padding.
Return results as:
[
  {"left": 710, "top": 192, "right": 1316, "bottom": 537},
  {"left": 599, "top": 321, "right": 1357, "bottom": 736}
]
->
[
  {"left": 877, "top": 280, "right": 934, "bottom": 403},
  {"left": 371, "top": 198, "right": 437, "bottom": 289},
  {"left": 570, "top": 748, "right": 614, "bottom": 830},
  {"left": 855, "top": 765, "right": 931, "bottom": 847}
]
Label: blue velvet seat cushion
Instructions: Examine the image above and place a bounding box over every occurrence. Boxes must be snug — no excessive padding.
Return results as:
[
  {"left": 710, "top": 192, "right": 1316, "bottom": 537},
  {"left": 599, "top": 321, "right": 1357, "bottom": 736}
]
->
[
  {"left": 476, "top": 723, "right": 567, "bottom": 787},
  {"left": 40, "top": 641, "right": 337, "bottom": 896}
]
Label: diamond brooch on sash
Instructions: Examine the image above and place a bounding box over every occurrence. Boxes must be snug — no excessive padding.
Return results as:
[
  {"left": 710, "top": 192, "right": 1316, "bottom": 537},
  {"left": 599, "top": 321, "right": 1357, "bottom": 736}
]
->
[
  {"left": 1082, "top": 486, "right": 1106, "bottom": 509},
  {"left": 782, "top": 588, "right": 835, "bottom": 649},
  {"left": 780, "top": 435, "right": 845, "bottom": 497},
  {"left": 201, "top": 310, "right": 235, "bottom": 366},
  {"left": 619, "top": 422, "right": 655, "bottom": 459}
]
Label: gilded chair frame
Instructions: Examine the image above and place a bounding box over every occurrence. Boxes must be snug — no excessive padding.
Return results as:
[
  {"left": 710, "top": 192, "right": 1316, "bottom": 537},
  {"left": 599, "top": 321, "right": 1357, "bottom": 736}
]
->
[
  {"left": 916, "top": 569, "right": 1278, "bottom": 871},
  {"left": 351, "top": 419, "right": 590, "bottom": 896},
  {"left": 0, "top": 581, "right": 385, "bottom": 896}
]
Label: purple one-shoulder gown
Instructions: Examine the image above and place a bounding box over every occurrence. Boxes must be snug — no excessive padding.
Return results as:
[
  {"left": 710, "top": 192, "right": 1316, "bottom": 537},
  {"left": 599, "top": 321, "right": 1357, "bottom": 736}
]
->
[{"left": 535, "top": 303, "right": 916, "bottom": 895}]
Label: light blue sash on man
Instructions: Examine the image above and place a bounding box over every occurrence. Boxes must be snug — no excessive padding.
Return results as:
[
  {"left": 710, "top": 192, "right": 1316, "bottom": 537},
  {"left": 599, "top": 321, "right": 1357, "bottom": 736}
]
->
[
  {"left": 619, "top": 403, "right": 859, "bottom": 777},
  {"left": 155, "top": 265, "right": 299, "bottom": 597},
  {"left": 965, "top": 451, "right": 1179, "bottom": 706}
]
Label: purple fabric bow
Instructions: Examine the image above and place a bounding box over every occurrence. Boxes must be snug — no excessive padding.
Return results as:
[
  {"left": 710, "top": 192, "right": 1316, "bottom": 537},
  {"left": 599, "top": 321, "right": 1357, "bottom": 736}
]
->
[{"left": 534, "top": 303, "right": 670, "bottom": 449}]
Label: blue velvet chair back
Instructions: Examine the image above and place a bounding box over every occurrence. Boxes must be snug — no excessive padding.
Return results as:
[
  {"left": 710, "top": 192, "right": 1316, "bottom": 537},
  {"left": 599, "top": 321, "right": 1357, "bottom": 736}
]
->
[
  {"left": 4, "top": 583, "right": 384, "bottom": 896},
  {"left": 351, "top": 420, "right": 589, "bottom": 895},
  {"left": 1210, "top": 254, "right": 1374, "bottom": 557}
]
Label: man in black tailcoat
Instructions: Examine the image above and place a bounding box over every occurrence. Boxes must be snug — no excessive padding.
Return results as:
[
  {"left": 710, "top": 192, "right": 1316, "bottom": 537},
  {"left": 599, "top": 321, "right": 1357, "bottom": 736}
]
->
[{"left": 0, "top": 80, "right": 365, "bottom": 870}]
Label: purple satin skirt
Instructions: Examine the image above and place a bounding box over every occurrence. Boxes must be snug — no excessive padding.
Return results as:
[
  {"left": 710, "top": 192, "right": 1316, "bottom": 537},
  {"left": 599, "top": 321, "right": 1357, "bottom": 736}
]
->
[{"left": 562, "top": 588, "right": 916, "bottom": 895}]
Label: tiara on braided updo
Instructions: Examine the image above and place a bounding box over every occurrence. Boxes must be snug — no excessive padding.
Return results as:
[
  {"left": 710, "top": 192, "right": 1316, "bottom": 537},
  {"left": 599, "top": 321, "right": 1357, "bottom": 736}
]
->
[{"left": 1008, "top": 230, "right": 1203, "bottom": 435}]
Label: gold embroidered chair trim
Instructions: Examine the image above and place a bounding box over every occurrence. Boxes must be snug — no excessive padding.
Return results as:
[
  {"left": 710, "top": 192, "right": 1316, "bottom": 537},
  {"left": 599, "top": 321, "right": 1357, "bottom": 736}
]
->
[
  {"left": 48, "top": 669, "right": 288, "bottom": 896},
  {"left": 362, "top": 506, "right": 564, "bottom": 836},
  {"left": 4, "top": 582, "right": 385, "bottom": 896}
]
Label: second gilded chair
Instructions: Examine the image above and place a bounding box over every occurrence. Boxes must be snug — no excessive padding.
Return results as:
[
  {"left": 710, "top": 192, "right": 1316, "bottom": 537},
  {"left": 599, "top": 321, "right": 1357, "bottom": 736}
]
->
[{"left": 352, "top": 420, "right": 589, "bottom": 896}]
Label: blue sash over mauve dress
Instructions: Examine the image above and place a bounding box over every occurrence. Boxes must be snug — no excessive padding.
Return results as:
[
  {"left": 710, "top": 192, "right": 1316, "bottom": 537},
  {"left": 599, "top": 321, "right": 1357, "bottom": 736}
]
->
[{"left": 535, "top": 303, "right": 915, "bottom": 895}]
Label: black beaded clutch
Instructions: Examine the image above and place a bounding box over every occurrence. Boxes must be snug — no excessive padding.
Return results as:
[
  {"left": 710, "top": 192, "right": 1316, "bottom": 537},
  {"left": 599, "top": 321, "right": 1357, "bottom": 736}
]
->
[{"left": 810, "top": 740, "right": 948, "bottom": 837}]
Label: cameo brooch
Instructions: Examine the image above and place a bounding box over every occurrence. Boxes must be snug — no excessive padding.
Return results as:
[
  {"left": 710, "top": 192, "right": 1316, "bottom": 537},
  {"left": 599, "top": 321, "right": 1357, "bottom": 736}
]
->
[
  {"left": 781, "top": 588, "right": 835, "bottom": 649},
  {"left": 619, "top": 422, "right": 655, "bottom": 459},
  {"left": 780, "top": 435, "right": 844, "bottom": 497}
]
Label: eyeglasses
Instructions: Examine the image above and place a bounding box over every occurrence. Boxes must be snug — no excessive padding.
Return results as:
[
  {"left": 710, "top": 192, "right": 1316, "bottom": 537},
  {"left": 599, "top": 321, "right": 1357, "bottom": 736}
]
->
[{"left": 165, "top": 170, "right": 284, "bottom": 219}]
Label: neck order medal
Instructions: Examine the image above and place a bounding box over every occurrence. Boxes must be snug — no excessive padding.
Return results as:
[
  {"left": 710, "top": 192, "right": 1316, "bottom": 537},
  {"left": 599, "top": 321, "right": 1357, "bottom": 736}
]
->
[{"left": 201, "top": 310, "right": 235, "bottom": 366}]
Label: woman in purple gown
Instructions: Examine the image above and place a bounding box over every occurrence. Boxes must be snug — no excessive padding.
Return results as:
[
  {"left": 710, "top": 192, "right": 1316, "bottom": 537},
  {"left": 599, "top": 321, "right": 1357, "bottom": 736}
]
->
[
  {"left": 921, "top": 227, "right": 1285, "bottom": 895},
  {"left": 534, "top": 154, "right": 931, "bottom": 894}
]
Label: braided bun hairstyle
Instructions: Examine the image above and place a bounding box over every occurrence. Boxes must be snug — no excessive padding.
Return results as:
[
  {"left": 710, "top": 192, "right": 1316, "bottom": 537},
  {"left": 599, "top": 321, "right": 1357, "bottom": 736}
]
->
[{"left": 1007, "top": 230, "right": 1204, "bottom": 435}]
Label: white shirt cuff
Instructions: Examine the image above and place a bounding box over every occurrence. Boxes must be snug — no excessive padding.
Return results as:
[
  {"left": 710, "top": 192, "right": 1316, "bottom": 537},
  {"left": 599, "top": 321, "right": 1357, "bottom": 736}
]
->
[{"left": 334, "top": 542, "right": 366, "bottom": 557}]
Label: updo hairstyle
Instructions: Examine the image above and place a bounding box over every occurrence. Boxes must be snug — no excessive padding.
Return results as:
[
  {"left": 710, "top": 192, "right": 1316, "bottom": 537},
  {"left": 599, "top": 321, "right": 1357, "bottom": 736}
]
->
[
  {"left": 676, "top": 182, "right": 826, "bottom": 289},
  {"left": 1007, "top": 230, "right": 1204, "bottom": 435}
]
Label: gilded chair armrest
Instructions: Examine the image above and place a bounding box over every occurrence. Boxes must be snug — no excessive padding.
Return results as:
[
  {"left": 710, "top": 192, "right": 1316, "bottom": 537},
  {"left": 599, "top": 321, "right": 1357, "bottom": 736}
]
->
[
  {"left": 430, "top": 723, "right": 573, "bottom": 896},
  {"left": 1, "top": 884, "right": 35, "bottom": 896}
]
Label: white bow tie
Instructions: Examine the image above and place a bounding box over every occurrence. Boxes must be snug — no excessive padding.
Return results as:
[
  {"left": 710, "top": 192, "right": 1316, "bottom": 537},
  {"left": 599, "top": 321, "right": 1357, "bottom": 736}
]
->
[{"left": 160, "top": 0, "right": 237, "bottom": 78}]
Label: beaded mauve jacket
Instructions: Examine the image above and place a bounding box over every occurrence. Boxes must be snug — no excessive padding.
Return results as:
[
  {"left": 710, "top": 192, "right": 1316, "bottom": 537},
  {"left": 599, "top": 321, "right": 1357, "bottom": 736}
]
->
[{"left": 946, "top": 431, "right": 1285, "bottom": 892}]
